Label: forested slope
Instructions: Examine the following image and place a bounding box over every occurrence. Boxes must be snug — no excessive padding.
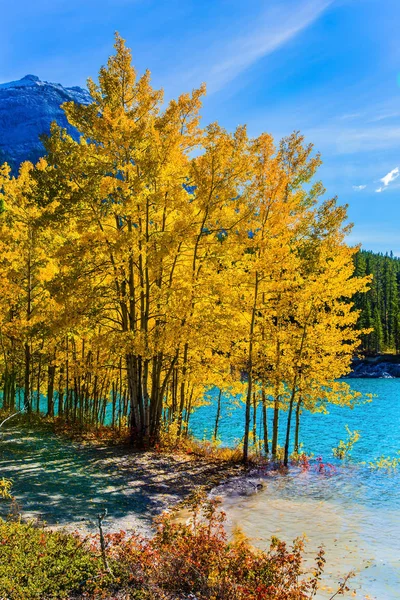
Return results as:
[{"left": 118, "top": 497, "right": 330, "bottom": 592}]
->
[{"left": 354, "top": 250, "right": 400, "bottom": 353}]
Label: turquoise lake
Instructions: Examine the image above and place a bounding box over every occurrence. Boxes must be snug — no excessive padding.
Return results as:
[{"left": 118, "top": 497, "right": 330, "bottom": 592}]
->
[
  {"left": 4, "top": 379, "right": 400, "bottom": 597},
  {"left": 189, "top": 379, "right": 400, "bottom": 463},
  {"left": 189, "top": 379, "right": 400, "bottom": 599}
]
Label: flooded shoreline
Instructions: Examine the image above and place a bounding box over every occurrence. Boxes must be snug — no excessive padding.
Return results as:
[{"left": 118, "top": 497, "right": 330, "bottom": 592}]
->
[
  {"left": 209, "top": 465, "right": 400, "bottom": 599},
  {"left": 2, "top": 378, "right": 400, "bottom": 598}
]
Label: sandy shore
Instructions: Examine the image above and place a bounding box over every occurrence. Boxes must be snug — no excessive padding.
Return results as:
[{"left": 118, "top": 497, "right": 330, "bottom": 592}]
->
[{"left": 0, "top": 426, "right": 243, "bottom": 536}]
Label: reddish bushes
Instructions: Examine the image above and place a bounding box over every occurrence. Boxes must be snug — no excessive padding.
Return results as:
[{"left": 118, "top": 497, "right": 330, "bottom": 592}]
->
[
  {"left": 0, "top": 493, "right": 348, "bottom": 599},
  {"left": 96, "top": 493, "right": 330, "bottom": 600}
]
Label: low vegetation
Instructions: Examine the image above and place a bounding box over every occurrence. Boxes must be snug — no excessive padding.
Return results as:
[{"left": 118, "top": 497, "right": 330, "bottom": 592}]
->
[
  {"left": 332, "top": 425, "right": 361, "bottom": 460},
  {"left": 368, "top": 452, "right": 400, "bottom": 471},
  {"left": 0, "top": 520, "right": 98, "bottom": 599},
  {"left": 0, "top": 492, "right": 351, "bottom": 600}
]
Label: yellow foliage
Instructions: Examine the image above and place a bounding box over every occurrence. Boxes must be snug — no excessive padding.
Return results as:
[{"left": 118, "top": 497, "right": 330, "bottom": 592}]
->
[
  {"left": 0, "top": 34, "right": 370, "bottom": 452},
  {"left": 0, "top": 478, "right": 13, "bottom": 500}
]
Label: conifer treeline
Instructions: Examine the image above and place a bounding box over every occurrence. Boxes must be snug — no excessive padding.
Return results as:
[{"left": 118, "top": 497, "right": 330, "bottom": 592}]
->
[
  {"left": 354, "top": 250, "right": 400, "bottom": 353},
  {"left": 0, "top": 36, "right": 370, "bottom": 461}
]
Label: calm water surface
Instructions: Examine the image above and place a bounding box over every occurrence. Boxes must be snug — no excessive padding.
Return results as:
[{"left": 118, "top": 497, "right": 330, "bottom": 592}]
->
[{"left": 190, "top": 380, "right": 400, "bottom": 599}]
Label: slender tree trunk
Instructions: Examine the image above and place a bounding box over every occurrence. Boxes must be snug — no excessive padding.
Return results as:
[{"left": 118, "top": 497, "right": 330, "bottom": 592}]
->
[
  {"left": 184, "top": 389, "right": 194, "bottom": 435},
  {"left": 47, "top": 362, "right": 56, "bottom": 417},
  {"left": 58, "top": 366, "right": 64, "bottom": 417},
  {"left": 252, "top": 391, "right": 257, "bottom": 452},
  {"left": 24, "top": 240, "right": 32, "bottom": 414},
  {"left": 24, "top": 343, "right": 31, "bottom": 413},
  {"left": 214, "top": 388, "right": 222, "bottom": 441},
  {"left": 284, "top": 383, "right": 297, "bottom": 467},
  {"left": 284, "top": 313, "right": 312, "bottom": 466},
  {"left": 127, "top": 353, "right": 142, "bottom": 447},
  {"left": 65, "top": 337, "right": 70, "bottom": 422},
  {"left": 294, "top": 397, "right": 302, "bottom": 454},
  {"left": 272, "top": 338, "right": 281, "bottom": 456},
  {"left": 261, "top": 386, "right": 269, "bottom": 455},
  {"left": 177, "top": 343, "right": 189, "bottom": 437},
  {"left": 243, "top": 272, "right": 259, "bottom": 463},
  {"left": 272, "top": 395, "right": 279, "bottom": 457},
  {"left": 111, "top": 381, "right": 116, "bottom": 428},
  {"left": 36, "top": 353, "right": 42, "bottom": 414}
]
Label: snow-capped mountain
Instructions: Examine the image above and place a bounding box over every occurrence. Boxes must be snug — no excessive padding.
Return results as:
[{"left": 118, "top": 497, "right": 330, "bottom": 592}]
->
[{"left": 0, "top": 74, "right": 91, "bottom": 169}]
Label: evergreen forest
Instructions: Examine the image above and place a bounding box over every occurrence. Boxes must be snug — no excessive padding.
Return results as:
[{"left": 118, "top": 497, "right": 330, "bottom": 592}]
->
[{"left": 354, "top": 250, "right": 400, "bottom": 354}]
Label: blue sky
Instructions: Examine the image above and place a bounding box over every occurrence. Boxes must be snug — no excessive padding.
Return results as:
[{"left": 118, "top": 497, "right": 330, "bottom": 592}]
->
[{"left": 2, "top": 0, "right": 400, "bottom": 254}]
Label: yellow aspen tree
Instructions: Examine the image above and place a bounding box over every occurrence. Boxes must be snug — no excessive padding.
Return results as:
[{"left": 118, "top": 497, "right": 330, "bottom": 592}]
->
[
  {"left": 236, "top": 132, "right": 324, "bottom": 462},
  {"left": 281, "top": 209, "right": 372, "bottom": 466},
  {"left": 37, "top": 35, "right": 253, "bottom": 446},
  {"left": 0, "top": 162, "right": 59, "bottom": 413}
]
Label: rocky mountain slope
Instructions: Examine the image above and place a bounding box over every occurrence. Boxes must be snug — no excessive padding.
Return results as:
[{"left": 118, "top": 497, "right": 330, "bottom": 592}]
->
[{"left": 0, "top": 74, "right": 90, "bottom": 169}]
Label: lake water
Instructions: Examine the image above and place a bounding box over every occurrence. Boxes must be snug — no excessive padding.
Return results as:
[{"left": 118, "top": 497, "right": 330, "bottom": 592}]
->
[
  {"left": 190, "top": 380, "right": 400, "bottom": 599},
  {"left": 3, "top": 380, "right": 399, "bottom": 597}
]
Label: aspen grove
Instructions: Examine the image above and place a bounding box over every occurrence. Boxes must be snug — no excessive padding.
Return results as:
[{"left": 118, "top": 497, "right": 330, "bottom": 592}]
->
[{"left": 0, "top": 36, "right": 371, "bottom": 461}]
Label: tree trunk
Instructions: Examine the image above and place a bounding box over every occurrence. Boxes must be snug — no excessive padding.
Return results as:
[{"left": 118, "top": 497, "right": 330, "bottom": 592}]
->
[
  {"left": 47, "top": 363, "right": 56, "bottom": 417},
  {"left": 24, "top": 342, "right": 31, "bottom": 413},
  {"left": 243, "top": 273, "right": 259, "bottom": 463},
  {"left": 294, "top": 397, "right": 302, "bottom": 454},
  {"left": 261, "top": 386, "right": 269, "bottom": 455},
  {"left": 284, "top": 384, "right": 297, "bottom": 467},
  {"left": 272, "top": 395, "right": 279, "bottom": 456},
  {"left": 214, "top": 388, "right": 222, "bottom": 441},
  {"left": 177, "top": 343, "right": 189, "bottom": 437},
  {"left": 272, "top": 339, "right": 281, "bottom": 457},
  {"left": 252, "top": 391, "right": 257, "bottom": 452}
]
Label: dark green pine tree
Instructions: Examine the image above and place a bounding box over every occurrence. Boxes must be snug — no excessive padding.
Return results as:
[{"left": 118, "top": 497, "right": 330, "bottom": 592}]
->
[
  {"left": 372, "top": 307, "right": 384, "bottom": 353},
  {"left": 353, "top": 249, "right": 400, "bottom": 354}
]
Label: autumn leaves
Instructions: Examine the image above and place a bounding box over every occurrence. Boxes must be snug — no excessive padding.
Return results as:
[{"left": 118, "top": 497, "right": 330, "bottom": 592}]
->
[{"left": 0, "top": 36, "right": 370, "bottom": 457}]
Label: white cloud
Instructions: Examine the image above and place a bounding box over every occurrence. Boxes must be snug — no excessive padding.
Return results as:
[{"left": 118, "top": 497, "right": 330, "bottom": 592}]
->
[
  {"left": 375, "top": 167, "right": 399, "bottom": 192},
  {"left": 183, "top": 0, "right": 334, "bottom": 93},
  {"left": 380, "top": 167, "right": 399, "bottom": 187},
  {"left": 352, "top": 185, "right": 366, "bottom": 191}
]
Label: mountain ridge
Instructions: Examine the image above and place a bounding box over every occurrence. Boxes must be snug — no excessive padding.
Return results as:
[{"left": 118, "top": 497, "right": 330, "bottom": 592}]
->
[{"left": 0, "top": 74, "right": 90, "bottom": 169}]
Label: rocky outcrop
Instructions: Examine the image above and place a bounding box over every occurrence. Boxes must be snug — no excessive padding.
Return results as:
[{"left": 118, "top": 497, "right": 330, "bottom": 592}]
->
[
  {"left": 348, "top": 356, "right": 400, "bottom": 378},
  {"left": 0, "top": 74, "right": 90, "bottom": 170}
]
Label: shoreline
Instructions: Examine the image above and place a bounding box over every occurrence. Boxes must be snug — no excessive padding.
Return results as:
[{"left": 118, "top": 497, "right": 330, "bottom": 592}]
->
[
  {"left": 349, "top": 354, "right": 400, "bottom": 378},
  {"left": 0, "top": 425, "right": 245, "bottom": 537}
]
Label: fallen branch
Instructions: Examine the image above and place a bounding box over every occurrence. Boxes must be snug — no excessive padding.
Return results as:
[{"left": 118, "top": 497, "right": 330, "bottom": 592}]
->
[
  {"left": 328, "top": 571, "right": 354, "bottom": 599},
  {"left": 0, "top": 410, "right": 23, "bottom": 431},
  {"left": 97, "top": 508, "right": 114, "bottom": 578}
]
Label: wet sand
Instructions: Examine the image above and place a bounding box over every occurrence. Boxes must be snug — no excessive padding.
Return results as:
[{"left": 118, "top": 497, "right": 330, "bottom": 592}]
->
[{"left": 209, "top": 470, "right": 400, "bottom": 600}]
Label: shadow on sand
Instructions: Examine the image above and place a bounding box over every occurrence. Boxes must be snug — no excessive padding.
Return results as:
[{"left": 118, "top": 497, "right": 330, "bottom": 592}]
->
[{"left": 0, "top": 427, "right": 238, "bottom": 535}]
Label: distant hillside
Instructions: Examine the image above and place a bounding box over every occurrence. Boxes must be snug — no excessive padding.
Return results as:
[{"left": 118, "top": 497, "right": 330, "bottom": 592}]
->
[
  {"left": 0, "top": 74, "right": 90, "bottom": 170},
  {"left": 354, "top": 250, "right": 400, "bottom": 354}
]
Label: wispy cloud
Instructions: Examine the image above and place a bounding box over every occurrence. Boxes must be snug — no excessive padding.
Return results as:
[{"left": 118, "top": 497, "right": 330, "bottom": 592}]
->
[
  {"left": 369, "top": 111, "right": 400, "bottom": 123},
  {"left": 339, "top": 112, "right": 363, "bottom": 121},
  {"left": 303, "top": 125, "right": 400, "bottom": 155},
  {"left": 376, "top": 167, "right": 399, "bottom": 192},
  {"left": 347, "top": 227, "right": 400, "bottom": 256},
  {"left": 184, "top": 0, "right": 334, "bottom": 93},
  {"left": 353, "top": 184, "right": 367, "bottom": 191}
]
